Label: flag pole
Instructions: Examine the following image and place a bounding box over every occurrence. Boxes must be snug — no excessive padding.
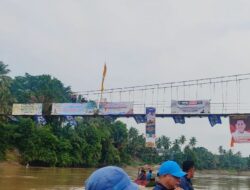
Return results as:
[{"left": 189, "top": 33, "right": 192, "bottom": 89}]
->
[{"left": 98, "top": 63, "right": 107, "bottom": 112}]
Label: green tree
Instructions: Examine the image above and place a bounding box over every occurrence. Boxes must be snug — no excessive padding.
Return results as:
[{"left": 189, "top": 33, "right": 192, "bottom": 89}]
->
[
  {"left": 11, "top": 73, "right": 71, "bottom": 114},
  {"left": 179, "top": 135, "right": 186, "bottom": 145},
  {"left": 82, "top": 121, "right": 102, "bottom": 166},
  {"left": 110, "top": 121, "right": 129, "bottom": 164},
  {"left": 30, "top": 127, "right": 58, "bottom": 166},
  {"left": 247, "top": 155, "right": 250, "bottom": 170},
  {"left": 65, "top": 123, "right": 87, "bottom": 167},
  {"left": 218, "top": 145, "right": 225, "bottom": 155},
  {"left": 172, "top": 139, "right": 181, "bottom": 152},
  {"left": 189, "top": 137, "right": 197, "bottom": 148},
  {"left": 0, "top": 62, "right": 10, "bottom": 75},
  {"left": 157, "top": 136, "right": 171, "bottom": 150},
  {"left": 56, "top": 138, "right": 73, "bottom": 167},
  {"left": 126, "top": 127, "right": 146, "bottom": 160},
  {"left": 0, "top": 122, "right": 8, "bottom": 160},
  {"left": 179, "top": 135, "right": 186, "bottom": 150},
  {"left": 183, "top": 145, "right": 195, "bottom": 161},
  {"left": 0, "top": 62, "right": 13, "bottom": 115},
  {"left": 193, "top": 147, "right": 216, "bottom": 169}
]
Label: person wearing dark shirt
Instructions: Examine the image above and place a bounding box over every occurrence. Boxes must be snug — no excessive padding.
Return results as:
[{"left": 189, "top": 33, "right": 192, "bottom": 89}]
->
[
  {"left": 153, "top": 160, "right": 186, "bottom": 190},
  {"left": 179, "top": 160, "right": 195, "bottom": 190}
]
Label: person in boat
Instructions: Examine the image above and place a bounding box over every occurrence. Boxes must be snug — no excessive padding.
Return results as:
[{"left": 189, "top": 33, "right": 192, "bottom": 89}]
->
[
  {"left": 137, "top": 168, "right": 146, "bottom": 180},
  {"left": 179, "top": 160, "right": 195, "bottom": 190},
  {"left": 85, "top": 166, "right": 138, "bottom": 190},
  {"left": 153, "top": 160, "right": 186, "bottom": 190},
  {"left": 146, "top": 169, "right": 153, "bottom": 181},
  {"left": 134, "top": 167, "right": 150, "bottom": 187}
]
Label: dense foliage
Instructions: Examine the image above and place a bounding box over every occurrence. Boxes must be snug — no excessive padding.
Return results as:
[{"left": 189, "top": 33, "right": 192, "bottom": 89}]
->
[
  {"left": 0, "top": 61, "right": 13, "bottom": 115},
  {"left": 0, "top": 117, "right": 250, "bottom": 170},
  {"left": 0, "top": 62, "right": 250, "bottom": 170}
]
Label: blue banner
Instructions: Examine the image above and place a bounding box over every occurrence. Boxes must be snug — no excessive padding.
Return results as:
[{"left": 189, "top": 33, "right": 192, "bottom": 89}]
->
[
  {"left": 103, "top": 115, "right": 117, "bottom": 122},
  {"left": 63, "top": 115, "right": 77, "bottom": 127},
  {"left": 173, "top": 115, "right": 185, "bottom": 124},
  {"left": 8, "top": 115, "right": 19, "bottom": 122},
  {"left": 35, "top": 115, "right": 47, "bottom": 126},
  {"left": 146, "top": 107, "right": 156, "bottom": 147},
  {"left": 208, "top": 115, "right": 222, "bottom": 127},
  {"left": 134, "top": 115, "right": 147, "bottom": 124}
]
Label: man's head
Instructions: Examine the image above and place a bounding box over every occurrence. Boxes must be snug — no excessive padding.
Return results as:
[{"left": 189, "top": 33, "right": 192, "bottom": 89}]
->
[
  {"left": 85, "top": 166, "right": 138, "bottom": 190},
  {"left": 182, "top": 160, "right": 195, "bottom": 179},
  {"left": 157, "top": 160, "right": 186, "bottom": 189}
]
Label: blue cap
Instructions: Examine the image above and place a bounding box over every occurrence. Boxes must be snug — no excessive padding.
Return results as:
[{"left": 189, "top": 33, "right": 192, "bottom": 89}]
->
[
  {"left": 85, "top": 166, "right": 138, "bottom": 190},
  {"left": 158, "top": 160, "right": 186, "bottom": 177}
]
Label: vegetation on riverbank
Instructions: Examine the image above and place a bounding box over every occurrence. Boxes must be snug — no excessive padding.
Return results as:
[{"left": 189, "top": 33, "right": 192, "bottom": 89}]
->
[{"left": 1, "top": 62, "right": 250, "bottom": 170}]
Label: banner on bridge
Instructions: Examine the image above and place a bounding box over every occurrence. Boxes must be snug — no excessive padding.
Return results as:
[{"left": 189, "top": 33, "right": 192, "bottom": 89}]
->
[
  {"left": 230, "top": 115, "right": 250, "bottom": 144},
  {"left": 171, "top": 100, "right": 210, "bottom": 114},
  {"left": 145, "top": 107, "right": 156, "bottom": 148},
  {"left": 12, "top": 103, "right": 43, "bottom": 115},
  {"left": 51, "top": 102, "right": 97, "bottom": 115},
  {"left": 98, "top": 102, "right": 133, "bottom": 115}
]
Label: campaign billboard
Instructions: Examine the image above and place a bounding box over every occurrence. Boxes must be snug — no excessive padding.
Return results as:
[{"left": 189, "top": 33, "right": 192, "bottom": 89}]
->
[
  {"left": 98, "top": 102, "right": 133, "bottom": 115},
  {"left": 51, "top": 102, "right": 97, "bottom": 115},
  {"left": 171, "top": 100, "right": 210, "bottom": 114},
  {"left": 145, "top": 107, "right": 156, "bottom": 148},
  {"left": 229, "top": 115, "right": 250, "bottom": 143},
  {"left": 12, "top": 103, "right": 43, "bottom": 115}
]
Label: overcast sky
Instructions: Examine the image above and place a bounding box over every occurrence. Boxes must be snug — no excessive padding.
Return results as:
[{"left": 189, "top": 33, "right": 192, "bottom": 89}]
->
[{"left": 1, "top": 0, "right": 250, "bottom": 156}]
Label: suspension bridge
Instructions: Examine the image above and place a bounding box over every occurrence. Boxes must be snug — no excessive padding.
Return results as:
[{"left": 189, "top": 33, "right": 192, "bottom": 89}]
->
[
  {"left": 72, "top": 73, "right": 250, "bottom": 117},
  {"left": 8, "top": 73, "right": 250, "bottom": 147}
]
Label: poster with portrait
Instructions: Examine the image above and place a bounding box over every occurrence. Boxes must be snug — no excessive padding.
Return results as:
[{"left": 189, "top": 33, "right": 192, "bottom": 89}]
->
[
  {"left": 145, "top": 107, "right": 156, "bottom": 147},
  {"left": 229, "top": 115, "right": 250, "bottom": 143}
]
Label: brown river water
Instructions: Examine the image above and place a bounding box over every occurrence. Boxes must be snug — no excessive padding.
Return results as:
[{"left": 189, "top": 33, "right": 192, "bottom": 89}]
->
[{"left": 0, "top": 164, "right": 250, "bottom": 190}]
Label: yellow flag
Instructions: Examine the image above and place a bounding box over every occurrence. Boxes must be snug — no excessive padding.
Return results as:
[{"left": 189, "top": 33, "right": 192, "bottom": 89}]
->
[
  {"left": 101, "top": 64, "right": 107, "bottom": 92},
  {"left": 103, "top": 64, "right": 107, "bottom": 78}
]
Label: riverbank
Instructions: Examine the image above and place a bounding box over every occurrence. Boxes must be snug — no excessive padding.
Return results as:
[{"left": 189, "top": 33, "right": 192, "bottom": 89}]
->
[
  {"left": 0, "top": 149, "right": 22, "bottom": 167},
  {"left": 0, "top": 161, "right": 22, "bottom": 168}
]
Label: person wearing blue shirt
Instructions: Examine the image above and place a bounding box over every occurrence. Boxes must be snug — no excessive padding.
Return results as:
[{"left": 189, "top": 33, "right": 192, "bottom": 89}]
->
[{"left": 179, "top": 160, "right": 195, "bottom": 190}]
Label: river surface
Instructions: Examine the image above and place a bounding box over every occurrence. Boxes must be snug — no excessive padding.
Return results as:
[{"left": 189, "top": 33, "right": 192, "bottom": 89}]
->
[{"left": 0, "top": 164, "right": 250, "bottom": 190}]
